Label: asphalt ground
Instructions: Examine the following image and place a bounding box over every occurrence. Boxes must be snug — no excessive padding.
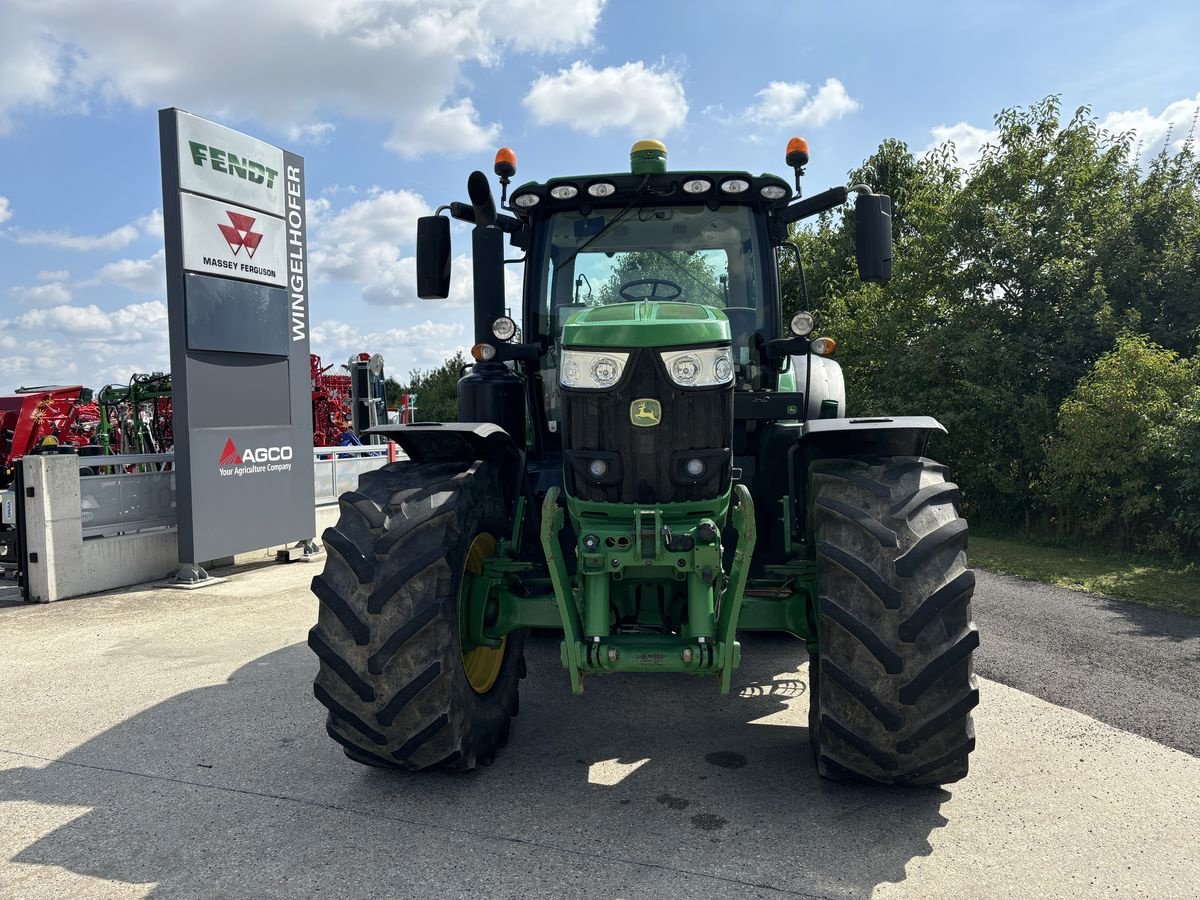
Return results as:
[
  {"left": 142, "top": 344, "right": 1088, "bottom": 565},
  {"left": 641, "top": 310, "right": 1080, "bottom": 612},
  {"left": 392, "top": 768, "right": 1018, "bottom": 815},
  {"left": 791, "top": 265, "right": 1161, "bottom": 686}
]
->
[
  {"left": 1, "top": 563, "right": 1198, "bottom": 899},
  {"left": 973, "top": 570, "right": 1200, "bottom": 756}
]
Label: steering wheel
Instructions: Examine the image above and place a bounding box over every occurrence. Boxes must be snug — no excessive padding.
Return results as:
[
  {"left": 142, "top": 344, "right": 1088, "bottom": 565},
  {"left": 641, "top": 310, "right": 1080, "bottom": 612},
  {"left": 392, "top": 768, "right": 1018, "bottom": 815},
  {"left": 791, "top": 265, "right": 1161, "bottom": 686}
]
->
[{"left": 619, "top": 278, "right": 683, "bottom": 301}]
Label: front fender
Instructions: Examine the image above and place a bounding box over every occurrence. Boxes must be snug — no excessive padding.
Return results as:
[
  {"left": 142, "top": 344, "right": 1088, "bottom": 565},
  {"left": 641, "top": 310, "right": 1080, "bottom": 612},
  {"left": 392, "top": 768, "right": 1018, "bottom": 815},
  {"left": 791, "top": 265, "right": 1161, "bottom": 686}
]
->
[{"left": 364, "top": 422, "right": 517, "bottom": 464}]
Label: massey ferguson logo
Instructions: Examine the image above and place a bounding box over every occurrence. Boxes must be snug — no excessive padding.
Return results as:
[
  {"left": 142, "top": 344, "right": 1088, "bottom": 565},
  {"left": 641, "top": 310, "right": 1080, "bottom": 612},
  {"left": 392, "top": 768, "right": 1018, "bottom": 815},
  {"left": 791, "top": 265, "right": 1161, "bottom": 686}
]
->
[
  {"left": 217, "top": 211, "right": 263, "bottom": 258},
  {"left": 218, "top": 438, "right": 293, "bottom": 476}
]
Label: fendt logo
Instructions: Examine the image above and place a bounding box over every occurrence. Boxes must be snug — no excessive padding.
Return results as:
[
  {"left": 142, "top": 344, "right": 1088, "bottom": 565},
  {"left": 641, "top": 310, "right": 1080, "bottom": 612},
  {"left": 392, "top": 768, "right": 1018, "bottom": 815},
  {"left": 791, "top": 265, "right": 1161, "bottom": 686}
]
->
[
  {"left": 188, "top": 141, "right": 279, "bottom": 189},
  {"left": 217, "top": 211, "right": 263, "bottom": 258},
  {"left": 218, "top": 438, "right": 293, "bottom": 477}
]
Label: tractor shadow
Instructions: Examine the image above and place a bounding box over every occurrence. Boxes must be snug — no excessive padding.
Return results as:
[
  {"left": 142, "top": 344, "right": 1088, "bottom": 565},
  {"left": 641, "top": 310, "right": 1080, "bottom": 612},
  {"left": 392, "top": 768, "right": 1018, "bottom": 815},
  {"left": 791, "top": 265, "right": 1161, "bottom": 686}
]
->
[{"left": 1, "top": 634, "right": 950, "bottom": 898}]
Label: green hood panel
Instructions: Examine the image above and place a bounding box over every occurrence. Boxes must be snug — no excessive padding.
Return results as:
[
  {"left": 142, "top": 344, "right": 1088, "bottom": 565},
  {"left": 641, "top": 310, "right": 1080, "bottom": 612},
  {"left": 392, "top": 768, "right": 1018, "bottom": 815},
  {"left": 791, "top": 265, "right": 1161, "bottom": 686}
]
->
[{"left": 561, "top": 302, "right": 731, "bottom": 349}]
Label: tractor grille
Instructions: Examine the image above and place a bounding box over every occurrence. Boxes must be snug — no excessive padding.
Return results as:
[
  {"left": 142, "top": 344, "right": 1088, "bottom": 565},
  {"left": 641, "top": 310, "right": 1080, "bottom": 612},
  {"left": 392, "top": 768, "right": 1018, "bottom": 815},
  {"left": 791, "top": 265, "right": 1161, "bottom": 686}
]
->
[{"left": 562, "top": 348, "right": 732, "bottom": 504}]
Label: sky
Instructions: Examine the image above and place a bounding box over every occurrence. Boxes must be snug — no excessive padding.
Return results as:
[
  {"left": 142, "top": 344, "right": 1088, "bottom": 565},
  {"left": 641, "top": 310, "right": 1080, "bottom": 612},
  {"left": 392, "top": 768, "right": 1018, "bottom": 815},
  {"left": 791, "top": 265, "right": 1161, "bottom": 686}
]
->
[{"left": 1, "top": 0, "right": 1198, "bottom": 392}]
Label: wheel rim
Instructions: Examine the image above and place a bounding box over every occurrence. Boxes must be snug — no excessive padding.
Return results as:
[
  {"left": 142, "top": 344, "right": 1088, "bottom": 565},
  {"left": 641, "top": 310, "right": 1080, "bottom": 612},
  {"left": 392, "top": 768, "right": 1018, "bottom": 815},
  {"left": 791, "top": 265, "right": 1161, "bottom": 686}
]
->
[{"left": 461, "top": 532, "right": 506, "bottom": 694}]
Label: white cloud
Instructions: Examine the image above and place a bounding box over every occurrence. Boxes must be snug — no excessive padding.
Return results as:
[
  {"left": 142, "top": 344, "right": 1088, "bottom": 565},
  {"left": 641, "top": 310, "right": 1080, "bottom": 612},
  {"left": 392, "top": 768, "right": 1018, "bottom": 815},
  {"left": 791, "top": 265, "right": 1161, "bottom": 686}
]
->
[
  {"left": 480, "top": 0, "right": 605, "bottom": 54},
  {"left": 0, "top": 6, "right": 63, "bottom": 135},
  {"left": 303, "top": 185, "right": 527, "bottom": 309},
  {"left": 90, "top": 248, "right": 166, "bottom": 294},
  {"left": 0, "top": 0, "right": 603, "bottom": 157},
  {"left": 137, "top": 209, "right": 163, "bottom": 239},
  {"left": 386, "top": 99, "right": 500, "bottom": 158},
  {"left": 12, "top": 300, "right": 166, "bottom": 339},
  {"left": 37, "top": 269, "right": 70, "bottom": 281},
  {"left": 287, "top": 121, "right": 336, "bottom": 144},
  {"left": 925, "top": 121, "right": 1000, "bottom": 169},
  {"left": 0, "top": 196, "right": 11, "bottom": 223},
  {"left": 1100, "top": 92, "right": 1200, "bottom": 156},
  {"left": 744, "top": 78, "right": 860, "bottom": 127},
  {"left": 14, "top": 222, "right": 140, "bottom": 252},
  {"left": 312, "top": 318, "right": 469, "bottom": 373},
  {"left": 524, "top": 61, "right": 688, "bottom": 135},
  {"left": 309, "top": 188, "right": 434, "bottom": 305},
  {"left": 10, "top": 282, "right": 72, "bottom": 307},
  {"left": 10, "top": 207, "right": 162, "bottom": 252},
  {"left": 0, "top": 300, "right": 169, "bottom": 389}
]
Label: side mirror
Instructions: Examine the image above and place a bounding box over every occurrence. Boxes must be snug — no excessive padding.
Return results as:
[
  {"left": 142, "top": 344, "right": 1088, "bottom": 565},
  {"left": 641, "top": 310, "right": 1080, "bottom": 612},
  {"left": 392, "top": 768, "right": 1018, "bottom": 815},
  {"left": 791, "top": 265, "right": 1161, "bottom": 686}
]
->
[
  {"left": 855, "top": 193, "right": 893, "bottom": 283},
  {"left": 416, "top": 215, "right": 451, "bottom": 299}
]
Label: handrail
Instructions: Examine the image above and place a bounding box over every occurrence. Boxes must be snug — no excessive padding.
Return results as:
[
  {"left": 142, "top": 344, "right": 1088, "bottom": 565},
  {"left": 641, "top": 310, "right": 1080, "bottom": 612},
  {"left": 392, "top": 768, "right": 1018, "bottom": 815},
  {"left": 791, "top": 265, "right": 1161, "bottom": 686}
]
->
[{"left": 80, "top": 453, "right": 174, "bottom": 468}]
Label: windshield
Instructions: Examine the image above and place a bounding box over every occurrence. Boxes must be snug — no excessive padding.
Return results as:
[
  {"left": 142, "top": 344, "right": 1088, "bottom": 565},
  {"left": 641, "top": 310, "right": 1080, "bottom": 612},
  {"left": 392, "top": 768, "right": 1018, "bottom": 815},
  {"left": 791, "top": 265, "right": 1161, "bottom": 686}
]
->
[
  {"left": 541, "top": 204, "right": 763, "bottom": 315},
  {"left": 534, "top": 203, "right": 769, "bottom": 428}
]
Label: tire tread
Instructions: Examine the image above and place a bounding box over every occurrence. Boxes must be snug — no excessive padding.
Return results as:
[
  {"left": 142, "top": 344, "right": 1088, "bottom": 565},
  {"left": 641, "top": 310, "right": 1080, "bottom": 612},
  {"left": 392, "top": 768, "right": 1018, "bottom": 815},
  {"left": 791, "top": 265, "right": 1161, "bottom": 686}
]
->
[{"left": 811, "top": 454, "right": 978, "bottom": 786}]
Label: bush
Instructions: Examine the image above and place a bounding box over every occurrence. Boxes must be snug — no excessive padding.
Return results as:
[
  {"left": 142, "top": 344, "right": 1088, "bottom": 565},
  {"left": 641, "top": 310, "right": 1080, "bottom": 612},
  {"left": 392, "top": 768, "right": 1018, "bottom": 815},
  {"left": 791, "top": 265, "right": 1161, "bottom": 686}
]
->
[{"left": 1038, "top": 333, "right": 1198, "bottom": 554}]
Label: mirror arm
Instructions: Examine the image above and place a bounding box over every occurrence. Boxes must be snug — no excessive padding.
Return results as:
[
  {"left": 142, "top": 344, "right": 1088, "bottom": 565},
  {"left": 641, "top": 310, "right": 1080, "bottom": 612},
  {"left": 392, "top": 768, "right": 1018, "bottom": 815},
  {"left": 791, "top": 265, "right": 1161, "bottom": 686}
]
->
[
  {"left": 447, "top": 201, "right": 527, "bottom": 246},
  {"left": 776, "top": 186, "right": 849, "bottom": 227},
  {"left": 758, "top": 333, "right": 809, "bottom": 365}
]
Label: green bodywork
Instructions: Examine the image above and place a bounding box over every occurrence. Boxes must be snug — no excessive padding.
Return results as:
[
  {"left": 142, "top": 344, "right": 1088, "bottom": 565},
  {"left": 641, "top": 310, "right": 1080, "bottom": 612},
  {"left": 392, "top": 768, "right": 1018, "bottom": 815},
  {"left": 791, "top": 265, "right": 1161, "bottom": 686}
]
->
[
  {"left": 458, "top": 301, "right": 818, "bottom": 692},
  {"left": 561, "top": 301, "right": 730, "bottom": 348}
]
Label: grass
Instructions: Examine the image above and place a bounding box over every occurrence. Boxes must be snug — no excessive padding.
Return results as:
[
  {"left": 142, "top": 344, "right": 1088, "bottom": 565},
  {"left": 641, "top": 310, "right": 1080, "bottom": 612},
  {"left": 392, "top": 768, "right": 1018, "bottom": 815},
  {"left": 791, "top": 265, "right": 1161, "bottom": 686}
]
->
[{"left": 969, "top": 534, "right": 1200, "bottom": 616}]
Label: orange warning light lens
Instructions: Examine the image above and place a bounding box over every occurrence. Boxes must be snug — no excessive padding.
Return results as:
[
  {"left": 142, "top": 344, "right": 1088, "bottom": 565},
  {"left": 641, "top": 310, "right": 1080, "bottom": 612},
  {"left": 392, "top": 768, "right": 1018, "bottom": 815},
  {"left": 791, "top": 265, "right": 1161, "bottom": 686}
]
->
[
  {"left": 786, "top": 136, "right": 810, "bottom": 168},
  {"left": 471, "top": 343, "right": 497, "bottom": 362},
  {"left": 811, "top": 336, "right": 837, "bottom": 357},
  {"left": 494, "top": 147, "right": 517, "bottom": 179}
]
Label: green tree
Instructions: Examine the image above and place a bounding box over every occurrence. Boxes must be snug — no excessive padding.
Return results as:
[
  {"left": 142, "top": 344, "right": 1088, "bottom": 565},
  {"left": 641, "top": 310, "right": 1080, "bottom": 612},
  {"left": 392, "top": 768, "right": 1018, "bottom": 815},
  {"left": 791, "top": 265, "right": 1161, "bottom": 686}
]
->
[
  {"left": 781, "top": 97, "right": 1187, "bottom": 528},
  {"left": 392, "top": 352, "right": 468, "bottom": 422},
  {"left": 1038, "top": 334, "right": 1198, "bottom": 553},
  {"left": 594, "top": 250, "right": 725, "bottom": 306},
  {"left": 383, "top": 376, "right": 404, "bottom": 408},
  {"left": 1163, "top": 392, "right": 1200, "bottom": 546},
  {"left": 1099, "top": 139, "right": 1200, "bottom": 352}
]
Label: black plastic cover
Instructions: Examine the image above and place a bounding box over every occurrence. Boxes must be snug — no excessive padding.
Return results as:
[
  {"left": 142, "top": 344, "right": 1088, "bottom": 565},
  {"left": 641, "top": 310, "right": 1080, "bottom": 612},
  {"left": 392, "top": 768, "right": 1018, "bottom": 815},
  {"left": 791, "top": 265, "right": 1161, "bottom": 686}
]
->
[
  {"left": 416, "top": 216, "right": 451, "bottom": 299},
  {"left": 855, "top": 193, "right": 893, "bottom": 282}
]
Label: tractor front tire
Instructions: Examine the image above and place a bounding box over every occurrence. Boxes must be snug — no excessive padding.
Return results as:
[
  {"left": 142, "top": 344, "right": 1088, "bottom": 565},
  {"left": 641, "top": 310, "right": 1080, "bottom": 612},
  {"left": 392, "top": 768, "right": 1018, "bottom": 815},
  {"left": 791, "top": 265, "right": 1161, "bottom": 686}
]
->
[
  {"left": 808, "top": 456, "right": 978, "bottom": 785},
  {"left": 309, "top": 458, "right": 523, "bottom": 771}
]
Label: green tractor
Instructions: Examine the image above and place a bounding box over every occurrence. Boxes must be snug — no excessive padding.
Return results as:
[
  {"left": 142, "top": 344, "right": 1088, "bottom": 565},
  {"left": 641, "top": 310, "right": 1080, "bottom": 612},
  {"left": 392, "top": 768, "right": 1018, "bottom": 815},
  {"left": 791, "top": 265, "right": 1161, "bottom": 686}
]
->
[{"left": 308, "top": 139, "right": 978, "bottom": 784}]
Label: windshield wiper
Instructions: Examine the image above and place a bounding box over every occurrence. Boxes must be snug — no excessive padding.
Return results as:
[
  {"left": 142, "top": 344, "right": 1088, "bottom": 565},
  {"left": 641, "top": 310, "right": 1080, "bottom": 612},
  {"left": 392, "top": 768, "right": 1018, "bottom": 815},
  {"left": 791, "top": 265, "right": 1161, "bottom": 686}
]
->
[{"left": 553, "top": 175, "right": 651, "bottom": 276}]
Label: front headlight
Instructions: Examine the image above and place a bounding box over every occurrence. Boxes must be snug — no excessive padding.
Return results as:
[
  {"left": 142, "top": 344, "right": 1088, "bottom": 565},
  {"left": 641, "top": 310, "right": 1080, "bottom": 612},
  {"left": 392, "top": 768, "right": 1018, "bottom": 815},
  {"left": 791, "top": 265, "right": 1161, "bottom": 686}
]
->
[
  {"left": 660, "top": 347, "right": 734, "bottom": 387},
  {"left": 560, "top": 350, "right": 630, "bottom": 389}
]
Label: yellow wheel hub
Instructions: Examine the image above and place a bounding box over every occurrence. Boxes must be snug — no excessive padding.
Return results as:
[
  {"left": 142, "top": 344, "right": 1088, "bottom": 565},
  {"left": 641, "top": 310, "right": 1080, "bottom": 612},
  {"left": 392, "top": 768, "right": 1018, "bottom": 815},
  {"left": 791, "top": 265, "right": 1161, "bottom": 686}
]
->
[{"left": 461, "top": 532, "right": 506, "bottom": 694}]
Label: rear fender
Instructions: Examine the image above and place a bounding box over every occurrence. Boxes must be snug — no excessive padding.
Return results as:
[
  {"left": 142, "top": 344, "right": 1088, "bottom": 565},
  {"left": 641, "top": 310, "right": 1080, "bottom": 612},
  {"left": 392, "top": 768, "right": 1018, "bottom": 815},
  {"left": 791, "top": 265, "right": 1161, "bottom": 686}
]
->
[
  {"left": 791, "top": 416, "right": 947, "bottom": 547},
  {"left": 801, "top": 415, "right": 945, "bottom": 460}
]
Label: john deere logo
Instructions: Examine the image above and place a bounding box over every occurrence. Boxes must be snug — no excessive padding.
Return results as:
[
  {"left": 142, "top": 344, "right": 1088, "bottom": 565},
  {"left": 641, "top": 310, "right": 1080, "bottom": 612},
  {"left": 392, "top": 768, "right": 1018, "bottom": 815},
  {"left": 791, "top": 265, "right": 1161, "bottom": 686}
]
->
[{"left": 630, "top": 399, "right": 662, "bottom": 427}]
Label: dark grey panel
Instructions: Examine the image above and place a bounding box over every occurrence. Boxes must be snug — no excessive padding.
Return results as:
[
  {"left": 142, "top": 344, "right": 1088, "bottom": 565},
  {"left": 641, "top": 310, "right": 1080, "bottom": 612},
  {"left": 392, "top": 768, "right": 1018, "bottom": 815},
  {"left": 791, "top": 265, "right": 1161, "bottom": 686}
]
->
[
  {"left": 187, "top": 426, "right": 315, "bottom": 560},
  {"left": 185, "top": 274, "right": 290, "bottom": 356},
  {"left": 186, "top": 352, "right": 291, "bottom": 428}
]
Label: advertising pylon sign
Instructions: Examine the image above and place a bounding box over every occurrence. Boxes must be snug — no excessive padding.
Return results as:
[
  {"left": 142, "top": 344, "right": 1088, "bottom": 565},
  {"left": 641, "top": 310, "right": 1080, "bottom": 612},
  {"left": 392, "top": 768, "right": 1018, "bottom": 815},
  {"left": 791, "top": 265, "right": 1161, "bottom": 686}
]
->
[{"left": 160, "top": 109, "right": 316, "bottom": 577}]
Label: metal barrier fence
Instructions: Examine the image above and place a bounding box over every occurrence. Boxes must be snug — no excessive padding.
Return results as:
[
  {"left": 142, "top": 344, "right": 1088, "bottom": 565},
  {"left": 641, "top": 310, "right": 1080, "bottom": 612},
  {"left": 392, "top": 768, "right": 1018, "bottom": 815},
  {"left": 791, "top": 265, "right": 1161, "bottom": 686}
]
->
[
  {"left": 313, "top": 444, "right": 398, "bottom": 504},
  {"left": 74, "top": 447, "right": 397, "bottom": 539},
  {"left": 79, "top": 454, "right": 177, "bottom": 539}
]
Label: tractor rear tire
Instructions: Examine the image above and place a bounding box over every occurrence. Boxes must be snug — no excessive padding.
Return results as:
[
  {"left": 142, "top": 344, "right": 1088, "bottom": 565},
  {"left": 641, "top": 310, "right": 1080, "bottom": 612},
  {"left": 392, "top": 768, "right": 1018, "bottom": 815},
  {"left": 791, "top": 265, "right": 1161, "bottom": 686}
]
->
[
  {"left": 808, "top": 455, "right": 978, "bottom": 785},
  {"left": 309, "top": 458, "right": 523, "bottom": 771}
]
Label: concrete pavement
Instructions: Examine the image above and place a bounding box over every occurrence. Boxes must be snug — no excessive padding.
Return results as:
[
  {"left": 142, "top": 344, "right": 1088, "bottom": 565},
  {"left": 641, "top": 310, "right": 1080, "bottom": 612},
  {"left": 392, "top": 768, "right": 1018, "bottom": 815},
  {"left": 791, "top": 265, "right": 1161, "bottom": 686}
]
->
[{"left": 1, "top": 563, "right": 1197, "bottom": 898}]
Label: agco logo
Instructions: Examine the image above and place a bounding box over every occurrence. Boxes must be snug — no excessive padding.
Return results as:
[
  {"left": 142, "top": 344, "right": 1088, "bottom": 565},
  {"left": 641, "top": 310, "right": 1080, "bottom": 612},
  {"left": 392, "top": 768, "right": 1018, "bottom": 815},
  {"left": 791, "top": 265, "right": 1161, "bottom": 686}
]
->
[
  {"left": 219, "top": 438, "right": 293, "bottom": 476},
  {"left": 217, "top": 211, "right": 263, "bottom": 258}
]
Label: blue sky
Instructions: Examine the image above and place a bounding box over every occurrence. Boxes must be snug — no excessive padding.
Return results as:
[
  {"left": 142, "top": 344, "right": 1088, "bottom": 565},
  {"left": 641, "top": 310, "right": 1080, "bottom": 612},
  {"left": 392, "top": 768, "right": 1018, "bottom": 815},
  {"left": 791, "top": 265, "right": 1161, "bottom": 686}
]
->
[{"left": 1, "top": 0, "right": 1198, "bottom": 391}]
